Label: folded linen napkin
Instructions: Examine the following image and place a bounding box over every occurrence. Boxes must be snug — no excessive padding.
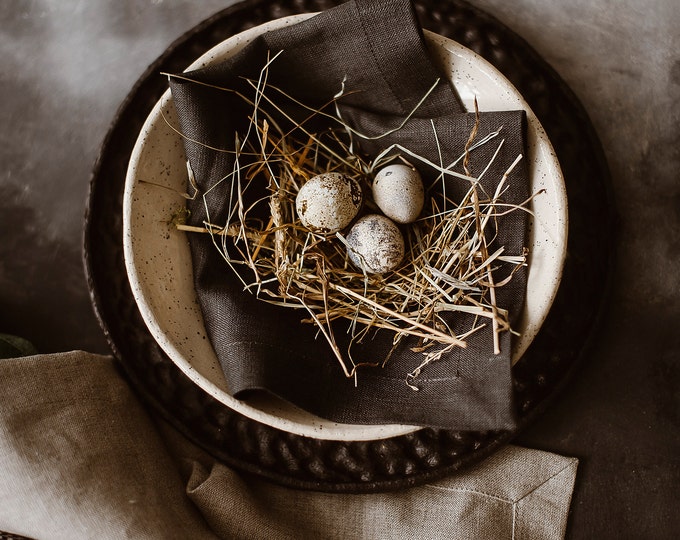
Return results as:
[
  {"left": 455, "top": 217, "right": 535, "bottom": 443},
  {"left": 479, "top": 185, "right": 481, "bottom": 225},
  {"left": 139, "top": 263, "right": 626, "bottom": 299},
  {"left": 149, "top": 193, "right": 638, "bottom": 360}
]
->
[
  {"left": 0, "top": 351, "right": 578, "bottom": 539},
  {"left": 169, "top": 0, "right": 529, "bottom": 430}
]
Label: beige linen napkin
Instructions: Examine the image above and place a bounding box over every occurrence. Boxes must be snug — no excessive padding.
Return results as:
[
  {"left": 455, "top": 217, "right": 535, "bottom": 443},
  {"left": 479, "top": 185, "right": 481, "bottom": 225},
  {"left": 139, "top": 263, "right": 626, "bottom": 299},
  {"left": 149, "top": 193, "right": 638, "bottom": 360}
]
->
[{"left": 0, "top": 351, "right": 577, "bottom": 539}]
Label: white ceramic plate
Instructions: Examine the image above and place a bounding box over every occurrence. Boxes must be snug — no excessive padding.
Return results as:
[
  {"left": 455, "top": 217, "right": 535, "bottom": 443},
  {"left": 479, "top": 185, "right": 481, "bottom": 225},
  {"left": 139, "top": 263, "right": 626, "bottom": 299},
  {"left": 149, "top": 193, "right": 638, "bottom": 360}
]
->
[{"left": 123, "top": 13, "right": 567, "bottom": 441}]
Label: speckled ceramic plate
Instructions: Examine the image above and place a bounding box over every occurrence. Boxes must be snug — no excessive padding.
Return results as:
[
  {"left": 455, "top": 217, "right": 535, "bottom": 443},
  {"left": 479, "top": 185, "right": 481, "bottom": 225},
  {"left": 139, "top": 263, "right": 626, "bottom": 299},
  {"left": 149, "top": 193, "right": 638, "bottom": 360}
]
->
[{"left": 122, "top": 13, "right": 566, "bottom": 441}]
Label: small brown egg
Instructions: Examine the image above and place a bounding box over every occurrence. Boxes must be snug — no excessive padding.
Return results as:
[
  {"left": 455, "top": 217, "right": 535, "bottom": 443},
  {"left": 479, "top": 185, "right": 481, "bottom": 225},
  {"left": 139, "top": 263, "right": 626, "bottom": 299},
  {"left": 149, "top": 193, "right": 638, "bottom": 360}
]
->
[
  {"left": 372, "top": 164, "right": 424, "bottom": 224},
  {"left": 295, "top": 172, "right": 363, "bottom": 234},
  {"left": 346, "top": 214, "right": 405, "bottom": 274}
]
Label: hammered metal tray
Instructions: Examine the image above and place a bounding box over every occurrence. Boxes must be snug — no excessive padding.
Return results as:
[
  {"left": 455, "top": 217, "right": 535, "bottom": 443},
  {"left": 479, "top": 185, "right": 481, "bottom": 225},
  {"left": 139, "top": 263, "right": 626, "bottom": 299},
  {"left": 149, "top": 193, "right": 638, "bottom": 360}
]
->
[{"left": 83, "top": 0, "right": 615, "bottom": 493}]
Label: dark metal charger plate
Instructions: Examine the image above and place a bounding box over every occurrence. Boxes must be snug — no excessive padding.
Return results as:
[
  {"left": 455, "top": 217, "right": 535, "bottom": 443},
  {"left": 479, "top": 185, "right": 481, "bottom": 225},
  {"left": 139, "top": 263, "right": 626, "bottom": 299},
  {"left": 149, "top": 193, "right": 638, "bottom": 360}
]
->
[{"left": 83, "top": 0, "right": 615, "bottom": 493}]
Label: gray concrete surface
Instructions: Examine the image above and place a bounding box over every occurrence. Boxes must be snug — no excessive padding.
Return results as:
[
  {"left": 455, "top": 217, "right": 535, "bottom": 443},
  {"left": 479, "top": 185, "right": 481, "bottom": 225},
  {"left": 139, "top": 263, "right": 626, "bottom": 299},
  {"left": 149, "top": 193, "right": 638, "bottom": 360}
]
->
[{"left": 1, "top": 1, "right": 678, "bottom": 538}]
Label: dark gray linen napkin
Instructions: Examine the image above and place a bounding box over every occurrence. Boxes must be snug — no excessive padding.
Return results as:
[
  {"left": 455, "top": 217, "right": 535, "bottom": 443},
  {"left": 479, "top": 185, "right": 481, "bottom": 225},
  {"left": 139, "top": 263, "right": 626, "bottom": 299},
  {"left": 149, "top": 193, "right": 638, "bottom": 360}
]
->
[{"left": 168, "top": 0, "right": 528, "bottom": 431}]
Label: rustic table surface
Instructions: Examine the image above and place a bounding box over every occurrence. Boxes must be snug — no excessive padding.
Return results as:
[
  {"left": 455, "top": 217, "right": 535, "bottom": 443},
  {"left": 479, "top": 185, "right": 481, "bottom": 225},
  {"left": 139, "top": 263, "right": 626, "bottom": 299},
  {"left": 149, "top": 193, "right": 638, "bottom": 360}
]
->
[{"left": 1, "top": 1, "right": 678, "bottom": 538}]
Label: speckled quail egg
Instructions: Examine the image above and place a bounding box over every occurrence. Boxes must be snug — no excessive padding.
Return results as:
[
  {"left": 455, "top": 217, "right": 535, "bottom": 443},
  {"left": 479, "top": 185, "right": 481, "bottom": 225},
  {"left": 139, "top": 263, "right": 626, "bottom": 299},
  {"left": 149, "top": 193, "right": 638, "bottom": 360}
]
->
[
  {"left": 295, "top": 172, "right": 363, "bottom": 234},
  {"left": 346, "top": 214, "right": 405, "bottom": 274},
  {"left": 372, "top": 164, "right": 425, "bottom": 224}
]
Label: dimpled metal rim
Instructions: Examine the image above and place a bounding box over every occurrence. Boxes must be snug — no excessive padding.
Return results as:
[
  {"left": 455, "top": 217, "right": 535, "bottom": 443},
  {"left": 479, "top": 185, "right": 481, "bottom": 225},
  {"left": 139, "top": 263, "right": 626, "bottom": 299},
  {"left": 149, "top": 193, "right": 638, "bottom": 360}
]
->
[{"left": 84, "top": 0, "right": 615, "bottom": 493}]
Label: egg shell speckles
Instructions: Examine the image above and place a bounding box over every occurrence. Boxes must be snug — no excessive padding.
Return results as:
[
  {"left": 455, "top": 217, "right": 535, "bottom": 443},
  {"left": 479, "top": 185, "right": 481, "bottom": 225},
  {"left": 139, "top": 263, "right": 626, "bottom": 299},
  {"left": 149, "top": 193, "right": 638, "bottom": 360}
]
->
[
  {"left": 347, "top": 214, "right": 405, "bottom": 274},
  {"left": 372, "top": 164, "right": 425, "bottom": 224},
  {"left": 295, "top": 172, "right": 363, "bottom": 234}
]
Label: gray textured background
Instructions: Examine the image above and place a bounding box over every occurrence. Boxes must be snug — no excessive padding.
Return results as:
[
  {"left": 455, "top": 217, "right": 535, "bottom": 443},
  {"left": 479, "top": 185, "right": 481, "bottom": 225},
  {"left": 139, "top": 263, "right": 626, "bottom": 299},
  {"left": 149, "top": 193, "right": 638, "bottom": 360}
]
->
[{"left": 1, "top": 1, "right": 678, "bottom": 538}]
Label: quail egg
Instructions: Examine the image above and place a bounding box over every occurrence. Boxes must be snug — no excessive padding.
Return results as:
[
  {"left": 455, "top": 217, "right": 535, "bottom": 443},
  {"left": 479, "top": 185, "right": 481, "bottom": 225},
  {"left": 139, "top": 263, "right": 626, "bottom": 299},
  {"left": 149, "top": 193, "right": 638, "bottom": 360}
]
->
[
  {"left": 295, "top": 172, "right": 363, "bottom": 234},
  {"left": 372, "top": 164, "right": 424, "bottom": 224},
  {"left": 346, "top": 214, "right": 405, "bottom": 274}
]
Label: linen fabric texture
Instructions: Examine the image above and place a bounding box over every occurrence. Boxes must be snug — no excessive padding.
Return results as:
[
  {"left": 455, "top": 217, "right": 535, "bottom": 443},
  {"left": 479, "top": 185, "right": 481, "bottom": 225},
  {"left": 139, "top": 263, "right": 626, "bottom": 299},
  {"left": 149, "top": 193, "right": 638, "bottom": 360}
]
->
[
  {"left": 169, "top": 0, "right": 529, "bottom": 430},
  {"left": 0, "top": 351, "right": 578, "bottom": 540}
]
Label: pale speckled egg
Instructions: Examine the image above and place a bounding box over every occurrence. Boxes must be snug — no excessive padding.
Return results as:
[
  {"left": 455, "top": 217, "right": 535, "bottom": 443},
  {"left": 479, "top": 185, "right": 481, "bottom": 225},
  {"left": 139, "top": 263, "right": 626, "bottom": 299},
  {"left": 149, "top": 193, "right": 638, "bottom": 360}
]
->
[
  {"left": 372, "top": 164, "right": 425, "bottom": 224},
  {"left": 346, "top": 214, "right": 405, "bottom": 274},
  {"left": 295, "top": 172, "right": 363, "bottom": 234}
]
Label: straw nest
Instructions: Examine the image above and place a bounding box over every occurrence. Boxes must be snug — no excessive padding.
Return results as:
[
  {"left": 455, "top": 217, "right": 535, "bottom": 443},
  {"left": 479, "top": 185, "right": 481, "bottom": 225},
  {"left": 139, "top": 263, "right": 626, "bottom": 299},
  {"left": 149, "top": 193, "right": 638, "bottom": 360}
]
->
[{"left": 170, "top": 53, "right": 531, "bottom": 385}]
